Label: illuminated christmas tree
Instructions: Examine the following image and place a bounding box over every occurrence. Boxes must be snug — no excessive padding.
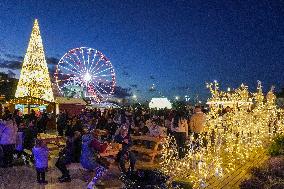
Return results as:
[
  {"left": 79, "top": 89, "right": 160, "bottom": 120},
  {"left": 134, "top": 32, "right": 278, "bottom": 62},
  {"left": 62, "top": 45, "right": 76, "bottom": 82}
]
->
[{"left": 15, "top": 19, "right": 54, "bottom": 102}]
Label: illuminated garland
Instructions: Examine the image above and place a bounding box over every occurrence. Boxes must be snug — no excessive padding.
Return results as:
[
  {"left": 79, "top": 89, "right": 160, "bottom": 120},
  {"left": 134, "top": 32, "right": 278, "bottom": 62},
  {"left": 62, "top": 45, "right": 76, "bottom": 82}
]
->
[
  {"left": 160, "top": 81, "right": 284, "bottom": 188},
  {"left": 7, "top": 96, "right": 51, "bottom": 105},
  {"left": 87, "top": 166, "right": 107, "bottom": 189},
  {"left": 15, "top": 19, "right": 54, "bottom": 102}
]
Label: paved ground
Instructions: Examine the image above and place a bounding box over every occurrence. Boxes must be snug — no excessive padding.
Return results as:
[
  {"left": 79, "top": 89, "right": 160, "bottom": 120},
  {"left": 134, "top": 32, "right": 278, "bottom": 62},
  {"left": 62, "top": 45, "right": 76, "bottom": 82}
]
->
[
  {"left": 0, "top": 149, "right": 269, "bottom": 189},
  {"left": 0, "top": 159, "right": 124, "bottom": 189},
  {"left": 0, "top": 154, "right": 161, "bottom": 189}
]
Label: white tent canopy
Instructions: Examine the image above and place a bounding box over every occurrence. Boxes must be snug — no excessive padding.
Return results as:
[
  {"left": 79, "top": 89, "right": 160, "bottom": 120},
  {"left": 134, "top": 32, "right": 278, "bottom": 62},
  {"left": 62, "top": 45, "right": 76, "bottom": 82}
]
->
[{"left": 149, "top": 97, "right": 172, "bottom": 110}]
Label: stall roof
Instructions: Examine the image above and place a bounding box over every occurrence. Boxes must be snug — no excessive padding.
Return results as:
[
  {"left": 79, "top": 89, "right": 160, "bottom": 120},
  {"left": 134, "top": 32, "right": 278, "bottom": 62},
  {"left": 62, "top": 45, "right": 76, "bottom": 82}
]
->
[
  {"left": 55, "top": 97, "right": 87, "bottom": 105},
  {"left": 7, "top": 96, "right": 51, "bottom": 105}
]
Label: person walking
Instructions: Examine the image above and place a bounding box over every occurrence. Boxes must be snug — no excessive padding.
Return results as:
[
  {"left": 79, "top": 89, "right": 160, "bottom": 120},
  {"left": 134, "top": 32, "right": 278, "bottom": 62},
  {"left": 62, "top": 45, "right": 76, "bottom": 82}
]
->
[
  {"left": 55, "top": 131, "right": 82, "bottom": 182},
  {"left": 171, "top": 110, "right": 188, "bottom": 159}
]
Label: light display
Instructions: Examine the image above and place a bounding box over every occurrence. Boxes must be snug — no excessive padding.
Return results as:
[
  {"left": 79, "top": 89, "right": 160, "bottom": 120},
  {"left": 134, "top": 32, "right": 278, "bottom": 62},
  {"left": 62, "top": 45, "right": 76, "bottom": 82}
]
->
[
  {"left": 54, "top": 47, "right": 116, "bottom": 103},
  {"left": 87, "top": 166, "right": 107, "bottom": 189},
  {"left": 15, "top": 19, "right": 54, "bottom": 102},
  {"left": 8, "top": 97, "right": 50, "bottom": 105},
  {"left": 160, "top": 81, "right": 284, "bottom": 188}
]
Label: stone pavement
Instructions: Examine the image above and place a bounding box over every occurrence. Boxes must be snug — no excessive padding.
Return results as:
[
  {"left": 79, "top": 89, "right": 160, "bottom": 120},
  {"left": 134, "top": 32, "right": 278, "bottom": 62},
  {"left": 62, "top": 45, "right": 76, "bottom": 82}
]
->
[
  {"left": 0, "top": 163, "right": 123, "bottom": 189},
  {"left": 0, "top": 156, "right": 161, "bottom": 189}
]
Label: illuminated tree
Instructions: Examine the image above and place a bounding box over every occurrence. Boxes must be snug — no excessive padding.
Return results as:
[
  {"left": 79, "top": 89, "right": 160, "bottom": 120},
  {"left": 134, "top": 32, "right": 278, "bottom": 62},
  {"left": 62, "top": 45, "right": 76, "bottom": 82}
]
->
[{"left": 15, "top": 19, "right": 54, "bottom": 102}]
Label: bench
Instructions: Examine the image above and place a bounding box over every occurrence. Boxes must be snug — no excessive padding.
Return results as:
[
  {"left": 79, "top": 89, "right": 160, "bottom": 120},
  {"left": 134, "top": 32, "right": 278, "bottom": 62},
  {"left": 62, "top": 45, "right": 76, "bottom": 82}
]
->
[
  {"left": 37, "top": 134, "right": 66, "bottom": 150},
  {"left": 100, "top": 143, "right": 122, "bottom": 157},
  {"left": 131, "top": 135, "right": 164, "bottom": 163}
]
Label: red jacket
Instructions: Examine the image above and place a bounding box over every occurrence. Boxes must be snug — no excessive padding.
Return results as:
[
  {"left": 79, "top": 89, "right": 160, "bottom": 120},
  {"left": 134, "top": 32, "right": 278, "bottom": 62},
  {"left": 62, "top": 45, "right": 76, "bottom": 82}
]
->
[{"left": 89, "top": 139, "right": 108, "bottom": 153}]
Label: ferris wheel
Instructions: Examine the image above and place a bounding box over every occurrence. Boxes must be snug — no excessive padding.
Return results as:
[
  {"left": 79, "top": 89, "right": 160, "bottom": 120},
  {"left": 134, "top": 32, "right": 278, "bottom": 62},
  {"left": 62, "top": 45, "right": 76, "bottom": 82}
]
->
[{"left": 55, "top": 47, "right": 116, "bottom": 103}]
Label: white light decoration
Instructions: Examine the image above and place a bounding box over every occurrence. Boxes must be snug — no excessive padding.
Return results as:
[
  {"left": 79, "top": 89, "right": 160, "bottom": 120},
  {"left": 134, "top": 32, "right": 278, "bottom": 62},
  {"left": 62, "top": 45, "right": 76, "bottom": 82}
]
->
[
  {"left": 55, "top": 47, "right": 116, "bottom": 103},
  {"left": 160, "top": 81, "right": 284, "bottom": 188},
  {"left": 84, "top": 72, "right": 92, "bottom": 82},
  {"left": 149, "top": 97, "right": 172, "bottom": 109},
  {"left": 15, "top": 19, "right": 54, "bottom": 102}
]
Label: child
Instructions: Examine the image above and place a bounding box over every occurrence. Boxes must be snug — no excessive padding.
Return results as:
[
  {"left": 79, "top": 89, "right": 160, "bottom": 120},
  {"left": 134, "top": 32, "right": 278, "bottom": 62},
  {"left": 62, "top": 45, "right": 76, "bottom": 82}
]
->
[{"left": 32, "top": 139, "right": 49, "bottom": 184}]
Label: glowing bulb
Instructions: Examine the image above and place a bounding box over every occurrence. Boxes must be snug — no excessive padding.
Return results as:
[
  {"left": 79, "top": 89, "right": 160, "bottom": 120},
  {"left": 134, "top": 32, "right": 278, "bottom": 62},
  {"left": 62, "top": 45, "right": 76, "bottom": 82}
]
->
[{"left": 84, "top": 72, "right": 92, "bottom": 82}]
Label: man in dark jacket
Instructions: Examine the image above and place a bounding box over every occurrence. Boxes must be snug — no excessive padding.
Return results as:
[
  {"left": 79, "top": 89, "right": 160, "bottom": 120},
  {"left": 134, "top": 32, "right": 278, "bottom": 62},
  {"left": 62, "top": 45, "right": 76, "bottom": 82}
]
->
[
  {"left": 55, "top": 131, "right": 81, "bottom": 182},
  {"left": 57, "top": 111, "right": 68, "bottom": 136},
  {"left": 114, "top": 127, "right": 136, "bottom": 173},
  {"left": 38, "top": 110, "right": 48, "bottom": 133}
]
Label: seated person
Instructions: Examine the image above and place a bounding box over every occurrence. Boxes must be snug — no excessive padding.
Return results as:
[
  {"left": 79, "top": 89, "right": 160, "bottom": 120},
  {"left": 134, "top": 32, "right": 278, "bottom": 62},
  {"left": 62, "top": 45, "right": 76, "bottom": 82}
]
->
[
  {"left": 131, "top": 116, "right": 146, "bottom": 136},
  {"left": 114, "top": 127, "right": 136, "bottom": 174},
  {"left": 148, "top": 119, "right": 164, "bottom": 137},
  {"left": 106, "top": 118, "right": 118, "bottom": 140}
]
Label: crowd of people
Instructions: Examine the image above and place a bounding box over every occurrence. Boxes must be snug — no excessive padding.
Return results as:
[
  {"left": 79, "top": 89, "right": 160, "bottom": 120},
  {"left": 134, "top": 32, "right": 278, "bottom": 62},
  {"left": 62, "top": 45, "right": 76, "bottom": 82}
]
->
[
  {"left": 0, "top": 107, "right": 48, "bottom": 168},
  {"left": 0, "top": 105, "right": 207, "bottom": 188}
]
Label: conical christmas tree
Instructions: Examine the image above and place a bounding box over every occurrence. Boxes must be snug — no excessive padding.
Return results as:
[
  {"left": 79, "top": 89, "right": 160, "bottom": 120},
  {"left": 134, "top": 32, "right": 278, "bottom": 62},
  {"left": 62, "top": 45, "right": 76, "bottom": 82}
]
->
[{"left": 15, "top": 19, "right": 54, "bottom": 102}]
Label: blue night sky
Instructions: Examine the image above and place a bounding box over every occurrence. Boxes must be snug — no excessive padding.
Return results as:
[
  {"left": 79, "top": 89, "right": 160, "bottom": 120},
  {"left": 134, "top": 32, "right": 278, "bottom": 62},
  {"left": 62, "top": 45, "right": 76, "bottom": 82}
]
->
[{"left": 0, "top": 0, "right": 283, "bottom": 101}]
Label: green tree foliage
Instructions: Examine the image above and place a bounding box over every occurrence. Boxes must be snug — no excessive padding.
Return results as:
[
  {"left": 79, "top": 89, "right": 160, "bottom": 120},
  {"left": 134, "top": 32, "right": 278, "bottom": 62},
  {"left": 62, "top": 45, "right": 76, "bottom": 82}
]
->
[{"left": 268, "top": 135, "right": 284, "bottom": 156}]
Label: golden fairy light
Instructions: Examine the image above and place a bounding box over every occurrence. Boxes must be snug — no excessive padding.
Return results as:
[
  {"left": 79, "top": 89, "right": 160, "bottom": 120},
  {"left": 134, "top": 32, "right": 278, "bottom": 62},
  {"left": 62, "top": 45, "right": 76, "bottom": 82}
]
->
[
  {"left": 15, "top": 19, "right": 54, "bottom": 102},
  {"left": 160, "top": 81, "right": 284, "bottom": 188}
]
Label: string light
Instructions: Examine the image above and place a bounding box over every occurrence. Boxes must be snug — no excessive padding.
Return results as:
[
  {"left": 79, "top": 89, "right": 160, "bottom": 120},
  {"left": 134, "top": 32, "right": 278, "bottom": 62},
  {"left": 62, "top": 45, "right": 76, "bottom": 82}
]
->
[
  {"left": 160, "top": 81, "right": 284, "bottom": 188},
  {"left": 87, "top": 166, "right": 107, "bottom": 189},
  {"left": 55, "top": 47, "right": 116, "bottom": 103},
  {"left": 15, "top": 19, "right": 54, "bottom": 102}
]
